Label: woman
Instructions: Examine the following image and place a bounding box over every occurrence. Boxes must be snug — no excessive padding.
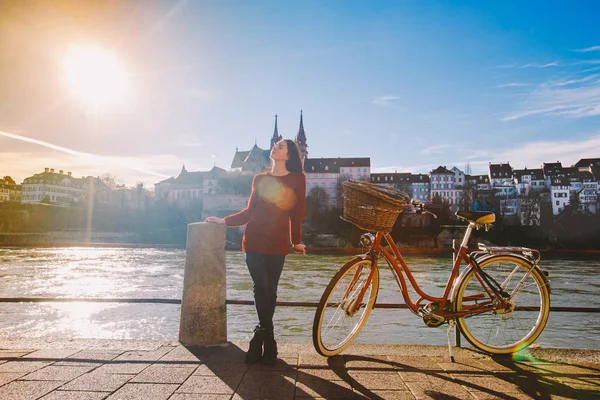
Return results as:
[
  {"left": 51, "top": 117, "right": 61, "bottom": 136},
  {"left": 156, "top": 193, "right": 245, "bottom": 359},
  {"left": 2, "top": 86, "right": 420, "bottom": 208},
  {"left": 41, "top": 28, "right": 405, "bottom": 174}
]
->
[{"left": 205, "top": 138, "right": 306, "bottom": 365}]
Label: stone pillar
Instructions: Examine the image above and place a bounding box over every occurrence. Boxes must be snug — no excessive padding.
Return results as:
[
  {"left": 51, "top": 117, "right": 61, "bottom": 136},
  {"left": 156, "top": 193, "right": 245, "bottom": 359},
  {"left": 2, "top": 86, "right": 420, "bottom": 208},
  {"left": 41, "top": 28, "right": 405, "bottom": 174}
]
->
[{"left": 179, "top": 222, "right": 227, "bottom": 346}]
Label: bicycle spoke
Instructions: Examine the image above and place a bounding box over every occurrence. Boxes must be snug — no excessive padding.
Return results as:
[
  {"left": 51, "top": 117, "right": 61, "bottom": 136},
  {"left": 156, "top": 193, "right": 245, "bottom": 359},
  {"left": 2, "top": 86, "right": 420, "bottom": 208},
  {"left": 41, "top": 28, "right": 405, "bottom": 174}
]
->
[
  {"left": 313, "top": 258, "right": 379, "bottom": 356},
  {"left": 455, "top": 256, "right": 550, "bottom": 354}
]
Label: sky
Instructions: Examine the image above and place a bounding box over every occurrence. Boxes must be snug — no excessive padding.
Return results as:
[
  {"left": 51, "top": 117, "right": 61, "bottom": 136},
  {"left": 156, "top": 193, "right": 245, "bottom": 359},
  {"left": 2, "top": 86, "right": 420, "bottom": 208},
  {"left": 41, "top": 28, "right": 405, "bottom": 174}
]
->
[{"left": 1, "top": 0, "right": 600, "bottom": 188}]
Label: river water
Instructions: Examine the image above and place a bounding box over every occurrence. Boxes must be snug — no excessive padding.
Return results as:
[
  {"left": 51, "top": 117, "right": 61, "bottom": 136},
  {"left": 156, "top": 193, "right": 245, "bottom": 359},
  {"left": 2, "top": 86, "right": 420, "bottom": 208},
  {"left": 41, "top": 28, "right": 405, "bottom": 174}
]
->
[{"left": 0, "top": 247, "right": 598, "bottom": 350}]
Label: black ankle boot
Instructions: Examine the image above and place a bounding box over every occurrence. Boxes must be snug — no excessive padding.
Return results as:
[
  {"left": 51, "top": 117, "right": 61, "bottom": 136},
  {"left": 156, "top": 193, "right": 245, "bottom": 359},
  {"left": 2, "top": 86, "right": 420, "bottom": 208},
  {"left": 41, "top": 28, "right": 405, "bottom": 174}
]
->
[
  {"left": 245, "top": 326, "right": 264, "bottom": 364},
  {"left": 261, "top": 328, "right": 278, "bottom": 365}
]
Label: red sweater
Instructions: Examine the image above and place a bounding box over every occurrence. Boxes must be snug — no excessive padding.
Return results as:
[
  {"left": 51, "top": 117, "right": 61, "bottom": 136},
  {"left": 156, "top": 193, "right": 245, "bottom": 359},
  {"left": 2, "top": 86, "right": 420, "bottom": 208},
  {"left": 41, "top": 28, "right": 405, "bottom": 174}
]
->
[{"left": 224, "top": 172, "right": 306, "bottom": 255}]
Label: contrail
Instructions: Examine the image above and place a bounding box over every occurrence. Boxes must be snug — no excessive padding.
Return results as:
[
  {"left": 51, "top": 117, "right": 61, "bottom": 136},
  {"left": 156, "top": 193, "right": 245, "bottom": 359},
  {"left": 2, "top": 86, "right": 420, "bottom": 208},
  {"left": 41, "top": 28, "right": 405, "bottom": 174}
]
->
[
  {"left": 0, "top": 130, "right": 94, "bottom": 157},
  {"left": 0, "top": 130, "right": 170, "bottom": 178}
]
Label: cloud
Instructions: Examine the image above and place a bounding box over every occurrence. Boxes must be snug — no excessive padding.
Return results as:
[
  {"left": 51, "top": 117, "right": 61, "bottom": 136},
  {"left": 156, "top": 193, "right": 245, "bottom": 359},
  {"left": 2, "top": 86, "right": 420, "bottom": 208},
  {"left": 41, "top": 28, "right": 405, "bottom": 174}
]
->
[
  {"left": 0, "top": 130, "right": 175, "bottom": 187},
  {"left": 375, "top": 134, "right": 600, "bottom": 177},
  {"left": 491, "top": 134, "right": 600, "bottom": 169},
  {"left": 547, "top": 74, "right": 600, "bottom": 87},
  {"left": 372, "top": 163, "right": 438, "bottom": 174},
  {"left": 173, "top": 133, "right": 203, "bottom": 147},
  {"left": 520, "top": 62, "right": 561, "bottom": 68},
  {"left": 420, "top": 144, "right": 452, "bottom": 155},
  {"left": 575, "top": 45, "right": 600, "bottom": 53},
  {"left": 502, "top": 70, "right": 600, "bottom": 121},
  {"left": 373, "top": 95, "right": 399, "bottom": 107},
  {"left": 496, "top": 82, "right": 531, "bottom": 88}
]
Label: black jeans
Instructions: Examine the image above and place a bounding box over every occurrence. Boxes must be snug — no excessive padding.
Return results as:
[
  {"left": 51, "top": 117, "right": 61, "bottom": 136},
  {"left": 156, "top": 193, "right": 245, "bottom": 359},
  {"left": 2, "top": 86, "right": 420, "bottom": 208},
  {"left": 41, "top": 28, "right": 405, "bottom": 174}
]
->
[{"left": 245, "top": 251, "right": 286, "bottom": 330}]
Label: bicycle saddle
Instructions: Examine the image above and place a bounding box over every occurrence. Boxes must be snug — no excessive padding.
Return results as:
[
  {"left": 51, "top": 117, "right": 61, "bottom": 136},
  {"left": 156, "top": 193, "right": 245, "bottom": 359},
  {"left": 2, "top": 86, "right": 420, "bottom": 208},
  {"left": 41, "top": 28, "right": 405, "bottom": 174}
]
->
[{"left": 456, "top": 211, "right": 495, "bottom": 224}]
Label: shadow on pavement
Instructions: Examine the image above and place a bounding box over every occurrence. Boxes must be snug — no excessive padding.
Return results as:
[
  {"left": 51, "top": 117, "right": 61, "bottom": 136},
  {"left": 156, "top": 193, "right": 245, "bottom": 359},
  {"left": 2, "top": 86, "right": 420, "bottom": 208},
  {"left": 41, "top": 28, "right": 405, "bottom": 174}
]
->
[
  {"left": 492, "top": 354, "right": 600, "bottom": 400},
  {"left": 185, "top": 343, "right": 369, "bottom": 399}
]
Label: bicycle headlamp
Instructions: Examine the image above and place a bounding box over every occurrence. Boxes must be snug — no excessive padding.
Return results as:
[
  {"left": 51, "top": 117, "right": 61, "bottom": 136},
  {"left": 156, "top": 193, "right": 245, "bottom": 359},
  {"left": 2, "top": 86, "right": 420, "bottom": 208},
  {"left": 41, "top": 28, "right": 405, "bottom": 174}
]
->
[{"left": 359, "top": 233, "right": 375, "bottom": 247}]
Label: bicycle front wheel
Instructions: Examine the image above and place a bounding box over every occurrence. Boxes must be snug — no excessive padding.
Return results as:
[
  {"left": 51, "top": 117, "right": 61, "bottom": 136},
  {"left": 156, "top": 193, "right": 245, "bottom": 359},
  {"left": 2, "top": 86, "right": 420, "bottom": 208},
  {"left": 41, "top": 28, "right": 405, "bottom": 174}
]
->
[
  {"left": 454, "top": 255, "right": 550, "bottom": 355},
  {"left": 313, "top": 257, "right": 379, "bottom": 357}
]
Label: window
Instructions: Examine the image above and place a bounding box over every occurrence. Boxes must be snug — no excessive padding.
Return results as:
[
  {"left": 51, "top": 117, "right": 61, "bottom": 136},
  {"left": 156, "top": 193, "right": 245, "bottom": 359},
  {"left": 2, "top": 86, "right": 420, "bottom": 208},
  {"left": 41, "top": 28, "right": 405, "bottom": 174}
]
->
[
  {"left": 331, "top": 183, "right": 336, "bottom": 188},
  {"left": 349, "top": 168, "right": 352, "bottom": 172},
  {"left": 325, "top": 166, "right": 329, "bottom": 171},
  {"left": 321, "top": 183, "right": 325, "bottom": 188},
  {"left": 340, "top": 168, "right": 344, "bottom": 173},
  {"left": 556, "top": 200, "right": 559, "bottom": 205},
  {"left": 363, "top": 168, "right": 366, "bottom": 172},
  {"left": 349, "top": 174, "right": 353, "bottom": 179}
]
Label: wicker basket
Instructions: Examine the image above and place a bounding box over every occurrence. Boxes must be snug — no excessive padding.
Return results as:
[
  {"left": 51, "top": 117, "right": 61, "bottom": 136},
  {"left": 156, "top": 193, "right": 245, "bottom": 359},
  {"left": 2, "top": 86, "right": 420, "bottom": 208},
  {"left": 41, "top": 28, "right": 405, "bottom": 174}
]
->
[{"left": 341, "top": 180, "right": 410, "bottom": 232}]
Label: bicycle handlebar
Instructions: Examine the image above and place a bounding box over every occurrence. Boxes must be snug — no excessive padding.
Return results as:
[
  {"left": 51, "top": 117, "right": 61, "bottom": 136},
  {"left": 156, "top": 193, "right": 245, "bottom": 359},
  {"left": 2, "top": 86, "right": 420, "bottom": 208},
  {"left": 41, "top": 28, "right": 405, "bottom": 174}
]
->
[{"left": 406, "top": 200, "right": 441, "bottom": 218}]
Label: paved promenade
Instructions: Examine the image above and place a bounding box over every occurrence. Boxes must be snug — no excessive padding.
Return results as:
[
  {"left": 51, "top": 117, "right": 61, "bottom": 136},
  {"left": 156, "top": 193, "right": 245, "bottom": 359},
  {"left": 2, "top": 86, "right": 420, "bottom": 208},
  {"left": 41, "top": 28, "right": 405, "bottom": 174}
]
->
[{"left": 0, "top": 338, "right": 598, "bottom": 399}]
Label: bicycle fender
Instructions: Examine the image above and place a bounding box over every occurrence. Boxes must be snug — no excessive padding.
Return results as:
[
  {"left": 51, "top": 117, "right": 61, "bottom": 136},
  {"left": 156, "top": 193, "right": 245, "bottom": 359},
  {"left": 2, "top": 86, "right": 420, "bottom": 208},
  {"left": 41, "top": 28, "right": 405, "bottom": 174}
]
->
[
  {"left": 472, "top": 253, "right": 550, "bottom": 293},
  {"left": 452, "top": 254, "right": 551, "bottom": 301}
]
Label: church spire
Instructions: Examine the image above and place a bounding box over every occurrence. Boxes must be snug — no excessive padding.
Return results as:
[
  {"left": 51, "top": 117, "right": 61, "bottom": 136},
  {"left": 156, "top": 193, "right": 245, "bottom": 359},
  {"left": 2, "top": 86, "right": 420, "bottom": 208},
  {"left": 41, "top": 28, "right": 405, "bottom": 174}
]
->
[
  {"left": 270, "top": 114, "right": 282, "bottom": 149},
  {"left": 295, "top": 110, "right": 308, "bottom": 166},
  {"left": 296, "top": 110, "right": 306, "bottom": 142}
]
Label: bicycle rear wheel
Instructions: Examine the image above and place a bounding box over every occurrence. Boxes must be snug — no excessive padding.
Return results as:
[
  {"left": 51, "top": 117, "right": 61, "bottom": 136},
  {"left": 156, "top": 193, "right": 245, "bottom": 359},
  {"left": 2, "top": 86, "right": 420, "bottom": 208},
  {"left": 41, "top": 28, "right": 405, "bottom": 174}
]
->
[
  {"left": 313, "top": 257, "right": 379, "bottom": 357},
  {"left": 454, "top": 255, "right": 550, "bottom": 354}
]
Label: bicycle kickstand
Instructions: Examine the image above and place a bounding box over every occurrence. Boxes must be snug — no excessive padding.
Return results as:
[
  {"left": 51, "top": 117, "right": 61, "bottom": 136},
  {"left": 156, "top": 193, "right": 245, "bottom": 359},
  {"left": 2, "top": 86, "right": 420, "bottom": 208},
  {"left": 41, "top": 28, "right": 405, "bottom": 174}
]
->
[{"left": 447, "top": 320, "right": 456, "bottom": 363}]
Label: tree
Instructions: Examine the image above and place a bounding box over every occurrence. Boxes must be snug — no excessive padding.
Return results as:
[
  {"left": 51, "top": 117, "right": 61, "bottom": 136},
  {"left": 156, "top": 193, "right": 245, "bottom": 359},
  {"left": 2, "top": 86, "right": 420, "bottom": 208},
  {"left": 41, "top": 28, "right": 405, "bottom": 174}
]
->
[
  {"left": 334, "top": 177, "right": 345, "bottom": 210},
  {"left": 431, "top": 193, "right": 452, "bottom": 223},
  {"left": 520, "top": 192, "right": 541, "bottom": 226},
  {"left": 306, "top": 187, "right": 329, "bottom": 232},
  {"left": 218, "top": 173, "right": 253, "bottom": 195},
  {"left": 100, "top": 173, "right": 118, "bottom": 190},
  {"left": 392, "top": 182, "right": 411, "bottom": 197}
]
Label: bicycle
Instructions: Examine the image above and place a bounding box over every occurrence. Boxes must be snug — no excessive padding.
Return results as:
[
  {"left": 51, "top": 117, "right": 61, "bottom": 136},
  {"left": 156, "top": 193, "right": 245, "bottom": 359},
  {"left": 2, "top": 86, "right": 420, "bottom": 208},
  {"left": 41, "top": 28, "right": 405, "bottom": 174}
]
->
[{"left": 312, "top": 180, "right": 551, "bottom": 360}]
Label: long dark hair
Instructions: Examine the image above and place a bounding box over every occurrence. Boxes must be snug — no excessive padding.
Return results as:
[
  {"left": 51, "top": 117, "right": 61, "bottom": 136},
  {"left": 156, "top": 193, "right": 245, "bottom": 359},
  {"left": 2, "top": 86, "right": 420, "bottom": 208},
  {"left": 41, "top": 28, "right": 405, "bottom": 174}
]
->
[{"left": 284, "top": 139, "right": 303, "bottom": 173}]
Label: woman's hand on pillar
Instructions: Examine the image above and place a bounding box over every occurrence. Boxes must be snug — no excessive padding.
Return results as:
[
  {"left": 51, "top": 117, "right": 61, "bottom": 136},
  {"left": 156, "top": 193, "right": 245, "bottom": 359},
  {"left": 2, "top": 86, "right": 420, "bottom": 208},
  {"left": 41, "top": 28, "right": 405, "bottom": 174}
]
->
[
  {"left": 205, "top": 216, "right": 226, "bottom": 224},
  {"left": 293, "top": 243, "right": 306, "bottom": 254}
]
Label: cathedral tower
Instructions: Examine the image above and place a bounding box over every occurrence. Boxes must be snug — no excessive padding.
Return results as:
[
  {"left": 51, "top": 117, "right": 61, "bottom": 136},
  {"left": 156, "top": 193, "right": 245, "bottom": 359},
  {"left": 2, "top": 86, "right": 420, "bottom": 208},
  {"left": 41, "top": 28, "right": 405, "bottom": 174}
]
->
[
  {"left": 295, "top": 110, "right": 308, "bottom": 165},
  {"left": 270, "top": 114, "right": 282, "bottom": 149}
]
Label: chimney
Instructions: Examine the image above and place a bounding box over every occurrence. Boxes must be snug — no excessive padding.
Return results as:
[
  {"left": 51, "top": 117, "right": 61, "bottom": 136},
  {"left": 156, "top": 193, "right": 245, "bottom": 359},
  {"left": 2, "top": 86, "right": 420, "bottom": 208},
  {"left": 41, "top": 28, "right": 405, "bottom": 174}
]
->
[
  {"left": 59, "top": 170, "right": 63, "bottom": 174},
  {"left": 67, "top": 172, "right": 71, "bottom": 176},
  {"left": 44, "top": 168, "right": 49, "bottom": 173},
  {"left": 50, "top": 168, "right": 54, "bottom": 173}
]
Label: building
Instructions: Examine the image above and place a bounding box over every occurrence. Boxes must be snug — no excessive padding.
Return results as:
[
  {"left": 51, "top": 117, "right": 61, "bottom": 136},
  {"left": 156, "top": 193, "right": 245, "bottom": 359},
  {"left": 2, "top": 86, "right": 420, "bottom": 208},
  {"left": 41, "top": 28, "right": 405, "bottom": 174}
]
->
[
  {"left": 304, "top": 157, "right": 371, "bottom": 206},
  {"left": 231, "top": 112, "right": 308, "bottom": 173},
  {"left": 409, "top": 173, "right": 430, "bottom": 201},
  {"left": 21, "top": 168, "right": 84, "bottom": 206},
  {"left": 430, "top": 166, "right": 460, "bottom": 207},
  {"left": 574, "top": 157, "right": 600, "bottom": 172},
  {"left": 0, "top": 176, "right": 20, "bottom": 202},
  {"left": 370, "top": 172, "right": 411, "bottom": 189},
  {"left": 296, "top": 111, "right": 308, "bottom": 166},
  {"left": 155, "top": 165, "right": 228, "bottom": 204},
  {"left": 489, "top": 162, "right": 515, "bottom": 197},
  {"left": 550, "top": 176, "right": 570, "bottom": 215},
  {"left": 465, "top": 174, "right": 495, "bottom": 212},
  {"left": 110, "top": 183, "right": 152, "bottom": 211},
  {"left": 513, "top": 168, "right": 546, "bottom": 196},
  {"left": 578, "top": 179, "right": 598, "bottom": 214}
]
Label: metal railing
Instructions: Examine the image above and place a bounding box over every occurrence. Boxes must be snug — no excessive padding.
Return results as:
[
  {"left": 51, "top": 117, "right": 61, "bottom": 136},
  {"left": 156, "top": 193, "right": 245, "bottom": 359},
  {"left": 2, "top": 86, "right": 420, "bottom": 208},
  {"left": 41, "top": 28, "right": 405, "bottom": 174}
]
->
[{"left": 1, "top": 297, "right": 597, "bottom": 313}]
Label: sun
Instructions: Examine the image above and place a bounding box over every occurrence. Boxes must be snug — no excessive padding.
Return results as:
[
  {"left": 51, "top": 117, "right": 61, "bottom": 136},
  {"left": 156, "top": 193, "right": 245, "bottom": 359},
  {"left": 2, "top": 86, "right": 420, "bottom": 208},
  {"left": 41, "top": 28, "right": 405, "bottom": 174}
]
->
[{"left": 62, "top": 45, "right": 130, "bottom": 108}]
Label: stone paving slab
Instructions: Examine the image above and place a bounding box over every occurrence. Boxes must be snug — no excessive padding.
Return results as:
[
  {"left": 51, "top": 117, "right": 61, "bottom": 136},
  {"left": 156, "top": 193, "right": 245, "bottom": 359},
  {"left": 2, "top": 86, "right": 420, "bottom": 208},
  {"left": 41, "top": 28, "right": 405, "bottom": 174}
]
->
[{"left": 0, "top": 338, "right": 598, "bottom": 399}]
